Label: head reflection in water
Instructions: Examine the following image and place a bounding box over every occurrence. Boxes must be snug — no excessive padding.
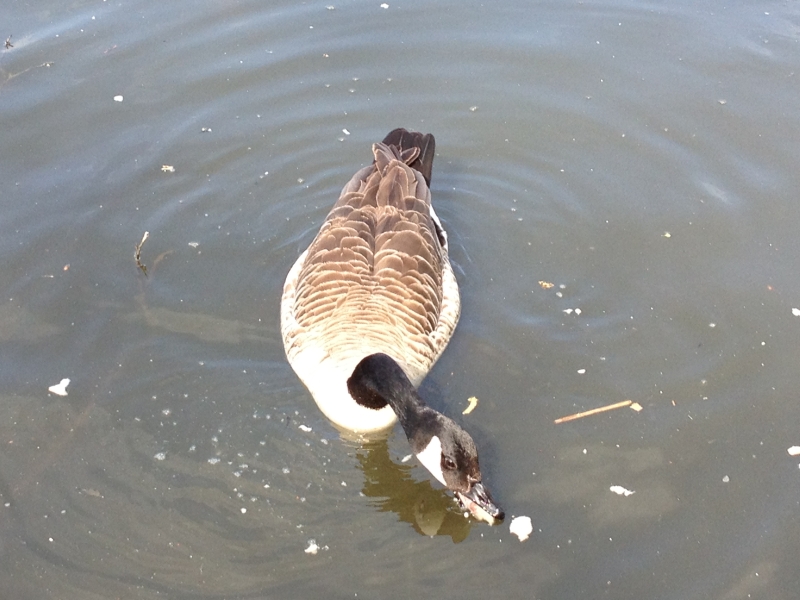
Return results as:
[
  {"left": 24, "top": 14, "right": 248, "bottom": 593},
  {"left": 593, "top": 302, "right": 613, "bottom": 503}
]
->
[{"left": 356, "top": 438, "right": 477, "bottom": 541}]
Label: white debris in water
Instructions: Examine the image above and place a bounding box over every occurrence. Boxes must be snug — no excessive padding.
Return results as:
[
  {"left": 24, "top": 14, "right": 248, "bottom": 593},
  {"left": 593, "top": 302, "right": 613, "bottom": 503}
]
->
[
  {"left": 48, "top": 378, "right": 70, "bottom": 396},
  {"left": 401, "top": 454, "right": 412, "bottom": 463},
  {"left": 792, "top": 308, "right": 800, "bottom": 317},
  {"left": 342, "top": 128, "right": 350, "bottom": 136},
  {"left": 380, "top": 3, "right": 389, "bottom": 8},
  {"left": 509, "top": 516, "right": 533, "bottom": 542},
  {"left": 113, "top": 95, "right": 123, "bottom": 102},
  {"left": 577, "top": 369, "right": 586, "bottom": 374},
  {"left": 207, "top": 457, "right": 220, "bottom": 465},
  {"left": 305, "top": 539, "right": 320, "bottom": 554},
  {"left": 154, "top": 452, "right": 166, "bottom": 461},
  {"left": 298, "top": 424, "right": 312, "bottom": 432},
  {"left": 788, "top": 446, "right": 800, "bottom": 456},
  {"left": 188, "top": 242, "right": 199, "bottom": 248},
  {"left": 609, "top": 485, "right": 635, "bottom": 497}
]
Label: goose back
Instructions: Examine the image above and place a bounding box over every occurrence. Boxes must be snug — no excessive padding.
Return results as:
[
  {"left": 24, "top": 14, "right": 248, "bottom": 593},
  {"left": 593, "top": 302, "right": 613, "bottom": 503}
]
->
[{"left": 281, "top": 130, "right": 460, "bottom": 432}]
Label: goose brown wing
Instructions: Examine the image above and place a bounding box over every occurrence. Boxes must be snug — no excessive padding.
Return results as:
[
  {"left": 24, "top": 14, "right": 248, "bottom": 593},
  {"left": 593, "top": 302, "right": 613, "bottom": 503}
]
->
[{"left": 283, "top": 137, "right": 458, "bottom": 382}]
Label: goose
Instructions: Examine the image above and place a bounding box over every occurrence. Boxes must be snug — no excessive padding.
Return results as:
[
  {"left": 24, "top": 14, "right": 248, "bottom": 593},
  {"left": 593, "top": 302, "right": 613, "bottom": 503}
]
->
[{"left": 281, "top": 128, "right": 503, "bottom": 523}]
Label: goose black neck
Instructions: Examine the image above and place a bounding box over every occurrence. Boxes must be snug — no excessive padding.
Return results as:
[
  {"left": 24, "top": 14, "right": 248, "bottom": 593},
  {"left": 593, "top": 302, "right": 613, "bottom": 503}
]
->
[{"left": 347, "top": 353, "right": 438, "bottom": 443}]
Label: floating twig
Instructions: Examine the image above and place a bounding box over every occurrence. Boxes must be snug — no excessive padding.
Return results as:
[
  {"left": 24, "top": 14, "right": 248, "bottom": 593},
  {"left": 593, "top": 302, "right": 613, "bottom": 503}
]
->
[
  {"left": 555, "top": 399, "right": 633, "bottom": 424},
  {"left": 5, "top": 36, "right": 13, "bottom": 50},
  {"left": 1, "top": 62, "right": 54, "bottom": 89},
  {"left": 135, "top": 231, "right": 150, "bottom": 275}
]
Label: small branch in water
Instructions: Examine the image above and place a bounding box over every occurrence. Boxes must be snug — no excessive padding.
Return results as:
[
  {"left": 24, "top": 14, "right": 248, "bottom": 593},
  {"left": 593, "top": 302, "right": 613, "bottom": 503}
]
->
[
  {"left": 1, "top": 62, "right": 55, "bottom": 89},
  {"left": 135, "top": 231, "right": 150, "bottom": 276},
  {"left": 5, "top": 36, "right": 13, "bottom": 50},
  {"left": 554, "top": 400, "right": 632, "bottom": 424}
]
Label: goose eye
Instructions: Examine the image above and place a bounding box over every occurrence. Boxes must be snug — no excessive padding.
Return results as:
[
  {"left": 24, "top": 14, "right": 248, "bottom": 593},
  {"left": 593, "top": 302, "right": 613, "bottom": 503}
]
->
[{"left": 443, "top": 457, "right": 457, "bottom": 471}]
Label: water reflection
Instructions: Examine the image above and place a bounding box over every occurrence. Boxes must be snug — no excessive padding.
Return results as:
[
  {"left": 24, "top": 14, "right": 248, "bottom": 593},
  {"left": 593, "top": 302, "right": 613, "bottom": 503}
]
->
[
  {"left": 0, "top": 390, "right": 339, "bottom": 597},
  {"left": 356, "top": 439, "right": 472, "bottom": 542},
  {"left": 4, "top": 0, "right": 800, "bottom": 595},
  {"left": 0, "top": 382, "right": 475, "bottom": 599},
  {"left": 531, "top": 444, "right": 679, "bottom": 529},
  {"left": 0, "top": 302, "right": 61, "bottom": 342}
]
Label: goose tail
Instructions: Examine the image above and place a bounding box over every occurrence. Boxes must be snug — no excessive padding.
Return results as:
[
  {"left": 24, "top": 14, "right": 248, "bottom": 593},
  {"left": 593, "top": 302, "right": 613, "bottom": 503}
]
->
[{"left": 380, "top": 128, "right": 436, "bottom": 187}]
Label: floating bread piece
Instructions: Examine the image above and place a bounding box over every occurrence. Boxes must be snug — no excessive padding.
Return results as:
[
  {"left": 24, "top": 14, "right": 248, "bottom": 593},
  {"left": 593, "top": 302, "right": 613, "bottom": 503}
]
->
[
  {"left": 458, "top": 493, "right": 502, "bottom": 525},
  {"left": 48, "top": 378, "right": 70, "bottom": 396},
  {"left": 509, "top": 516, "right": 533, "bottom": 541},
  {"left": 463, "top": 396, "right": 479, "bottom": 415}
]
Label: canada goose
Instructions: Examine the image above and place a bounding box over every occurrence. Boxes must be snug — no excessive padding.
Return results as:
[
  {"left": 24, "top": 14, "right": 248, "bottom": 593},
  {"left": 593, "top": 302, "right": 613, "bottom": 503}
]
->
[{"left": 281, "top": 128, "right": 503, "bottom": 522}]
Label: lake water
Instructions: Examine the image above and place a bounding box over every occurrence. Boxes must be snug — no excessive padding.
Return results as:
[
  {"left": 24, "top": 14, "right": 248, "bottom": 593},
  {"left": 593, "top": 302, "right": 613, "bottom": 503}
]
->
[{"left": 2, "top": 0, "right": 800, "bottom": 598}]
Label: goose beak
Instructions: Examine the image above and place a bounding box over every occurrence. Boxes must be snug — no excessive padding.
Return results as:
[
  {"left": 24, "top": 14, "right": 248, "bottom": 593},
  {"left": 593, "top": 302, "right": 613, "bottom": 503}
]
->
[{"left": 456, "top": 482, "right": 504, "bottom": 524}]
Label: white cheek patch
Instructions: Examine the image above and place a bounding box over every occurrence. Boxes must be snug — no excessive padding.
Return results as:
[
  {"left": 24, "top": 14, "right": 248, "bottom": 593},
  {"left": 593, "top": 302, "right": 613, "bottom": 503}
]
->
[{"left": 415, "top": 435, "right": 446, "bottom": 486}]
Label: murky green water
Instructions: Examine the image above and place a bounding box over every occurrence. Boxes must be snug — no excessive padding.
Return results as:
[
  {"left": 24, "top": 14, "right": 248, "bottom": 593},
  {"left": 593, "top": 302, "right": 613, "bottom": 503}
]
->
[{"left": 2, "top": 0, "right": 800, "bottom": 598}]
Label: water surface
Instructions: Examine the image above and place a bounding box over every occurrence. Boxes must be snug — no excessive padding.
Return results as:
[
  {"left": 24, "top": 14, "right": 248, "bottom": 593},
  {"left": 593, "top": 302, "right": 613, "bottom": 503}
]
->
[{"left": 2, "top": 0, "right": 800, "bottom": 598}]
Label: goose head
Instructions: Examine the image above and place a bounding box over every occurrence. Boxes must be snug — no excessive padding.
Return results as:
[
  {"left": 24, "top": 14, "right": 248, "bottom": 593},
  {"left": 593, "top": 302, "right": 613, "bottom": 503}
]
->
[{"left": 348, "top": 353, "right": 504, "bottom": 523}]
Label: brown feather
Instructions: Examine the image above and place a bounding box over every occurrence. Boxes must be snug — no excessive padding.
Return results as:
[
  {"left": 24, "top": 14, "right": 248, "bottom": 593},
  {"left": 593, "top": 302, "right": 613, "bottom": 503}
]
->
[{"left": 281, "top": 129, "right": 460, "bottom": 431}]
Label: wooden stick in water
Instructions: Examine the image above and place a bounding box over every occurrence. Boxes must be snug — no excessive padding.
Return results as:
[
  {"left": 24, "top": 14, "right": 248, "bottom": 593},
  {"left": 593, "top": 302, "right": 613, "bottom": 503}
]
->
[{"left": 554, "top": 400, "right": 632, "bottom": 424}]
